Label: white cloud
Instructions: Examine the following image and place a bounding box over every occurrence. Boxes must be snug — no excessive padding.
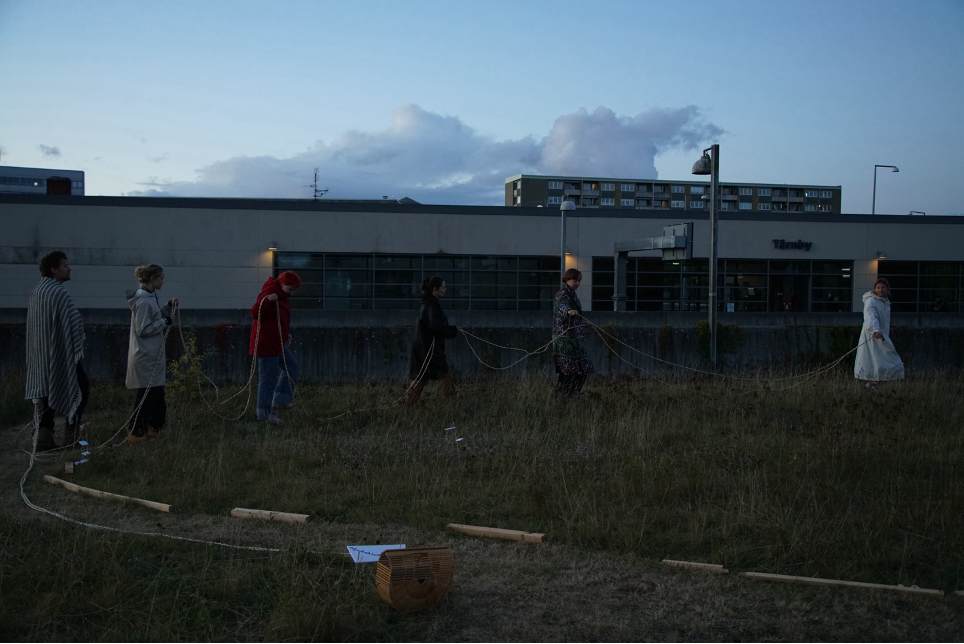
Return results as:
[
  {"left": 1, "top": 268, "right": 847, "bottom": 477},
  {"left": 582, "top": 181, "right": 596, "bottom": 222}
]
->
[
  {"left": 128, "top": 104, "right": 722, "bottom": 204},
  {"left": 38, "top": 144, "right": 61, "bottom": 157}
]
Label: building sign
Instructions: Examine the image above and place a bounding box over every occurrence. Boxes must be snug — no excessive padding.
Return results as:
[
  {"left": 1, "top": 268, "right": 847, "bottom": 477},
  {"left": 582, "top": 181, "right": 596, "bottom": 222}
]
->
[{"left": 772, "top": 239, "right": 812, "bottom": 251}]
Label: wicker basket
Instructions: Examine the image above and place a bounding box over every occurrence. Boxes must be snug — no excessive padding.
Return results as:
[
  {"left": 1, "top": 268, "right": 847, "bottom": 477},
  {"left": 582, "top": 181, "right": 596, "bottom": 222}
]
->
[{"left": 375, "top": 547, "right": 454, "bottom": 612}]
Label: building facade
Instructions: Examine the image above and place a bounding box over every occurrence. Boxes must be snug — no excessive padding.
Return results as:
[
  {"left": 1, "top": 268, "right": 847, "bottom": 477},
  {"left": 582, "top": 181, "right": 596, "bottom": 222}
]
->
[
  {"left": 505, "top": 174, "right": 841, "bottom": 215},
  {"left": 0, "top": 165, "right": 85, "bottom": 196},
  {"left": 0, "top": 194, "right": 961, "bottom": 315}
]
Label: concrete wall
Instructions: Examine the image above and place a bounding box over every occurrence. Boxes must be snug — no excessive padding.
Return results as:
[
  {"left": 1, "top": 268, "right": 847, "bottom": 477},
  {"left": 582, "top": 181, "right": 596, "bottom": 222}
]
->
[{"left": 3, "top": 310, "right": 963, "bottom": 383}]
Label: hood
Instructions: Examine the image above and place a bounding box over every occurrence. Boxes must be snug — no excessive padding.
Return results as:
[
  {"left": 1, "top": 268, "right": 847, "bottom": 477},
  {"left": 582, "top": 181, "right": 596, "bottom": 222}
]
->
[
  {"left": 126, "top": 288, "right": 154, "bottom": 309},
  {"left": 863, "top": 291, "right": 888, "bottom": 303},
  {"left": 259, "top": 277, "right": 288, "bottom": 300}
]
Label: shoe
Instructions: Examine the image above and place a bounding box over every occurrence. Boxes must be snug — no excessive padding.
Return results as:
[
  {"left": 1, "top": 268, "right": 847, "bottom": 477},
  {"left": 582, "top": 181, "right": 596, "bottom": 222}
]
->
[
  {"left": 147, "top": 425, "right": 161, "bottom": 439},
  {"left": 271, "top": 403, "right": 294, "bottom": 411},
  {"left": 258, "top": 413, "right": 283, "bottom": 425},
  {"left": 865, "top": 381, "right": 879, "bottom": 392},
  {"left": 127, "top": 430, "right": 149, "bottom": 445}
]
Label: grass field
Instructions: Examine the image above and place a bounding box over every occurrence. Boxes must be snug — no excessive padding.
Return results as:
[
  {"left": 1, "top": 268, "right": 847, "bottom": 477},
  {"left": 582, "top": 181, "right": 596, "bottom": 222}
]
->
[{"left": 2, "top": 368, "right": 963, "bottom": 640}]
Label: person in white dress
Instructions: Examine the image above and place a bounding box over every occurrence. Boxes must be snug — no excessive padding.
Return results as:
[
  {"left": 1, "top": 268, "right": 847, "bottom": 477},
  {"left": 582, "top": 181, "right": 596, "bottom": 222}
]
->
[{"left": 854, "top": 277, "right": 904, "bottom": 390}]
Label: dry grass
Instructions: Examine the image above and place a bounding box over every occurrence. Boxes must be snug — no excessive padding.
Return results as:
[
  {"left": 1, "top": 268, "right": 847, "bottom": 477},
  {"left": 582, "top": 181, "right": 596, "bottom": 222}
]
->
[{"left": 1, "top": 369, "right": 963, "bottom": 641}]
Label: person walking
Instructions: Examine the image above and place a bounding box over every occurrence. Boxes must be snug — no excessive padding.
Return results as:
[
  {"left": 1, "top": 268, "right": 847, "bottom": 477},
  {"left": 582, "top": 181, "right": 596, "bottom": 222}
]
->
[
  {"left": 250, "top": 271, "right": 301, "bottom": 423},
  {"left": 25, "top": 251, "right": 89, "bottom": 451},
  {"left": 125, "top": 264, "right": 178, "bottom": 444},
  {"left": 854, "top": 277, "right": 904, "bottom": 391},
  {"left": 551, "top": 268, "right": 593, "bottom": 397},
  {"left": 403, "top": 276, "right": 458, "bottom": 405}
]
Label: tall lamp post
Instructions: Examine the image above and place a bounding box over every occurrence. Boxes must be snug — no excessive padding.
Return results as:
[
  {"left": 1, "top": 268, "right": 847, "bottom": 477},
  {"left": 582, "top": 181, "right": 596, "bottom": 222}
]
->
[
  {"left": 692, "top": 144, "right": 719, "bottom": 368},
  {"left": 560, "top": 196, "right": 575, "bottom": 277},
  {"left": 872, "top": 165, "right": 899, "bottom": 215}
]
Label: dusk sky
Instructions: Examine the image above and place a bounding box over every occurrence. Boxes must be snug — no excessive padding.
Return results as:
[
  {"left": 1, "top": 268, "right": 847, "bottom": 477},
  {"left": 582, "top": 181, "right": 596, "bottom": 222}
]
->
[{"left": 2, "top": 0, "right": 962, "bottom": 215}]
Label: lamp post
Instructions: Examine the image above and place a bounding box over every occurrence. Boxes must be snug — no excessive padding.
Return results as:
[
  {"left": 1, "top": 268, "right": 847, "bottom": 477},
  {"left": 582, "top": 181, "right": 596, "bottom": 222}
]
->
[
  {"left": 560, "top": 196, "right": 575, "bottom": 277},
  {"left": 872, "top": 165, "right": 899, "bottom": 215},
  {"left": 909, "top": 210, "right": 925, "bottom": 216},
  {"left": 692, "top": 144, "right": 719, "bottom": 368}
]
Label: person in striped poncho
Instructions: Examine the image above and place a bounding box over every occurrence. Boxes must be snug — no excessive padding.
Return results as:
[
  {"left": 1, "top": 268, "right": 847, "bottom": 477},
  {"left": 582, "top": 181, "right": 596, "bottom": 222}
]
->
[{"left": 25, "top": 251, "right": 89, "bottom": 452}]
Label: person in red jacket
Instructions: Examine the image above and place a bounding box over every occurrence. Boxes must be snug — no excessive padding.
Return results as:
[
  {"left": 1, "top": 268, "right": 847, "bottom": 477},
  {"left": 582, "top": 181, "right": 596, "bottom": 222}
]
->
[{"left": 249, "top": 271, "right": 301, "bottom": 423}]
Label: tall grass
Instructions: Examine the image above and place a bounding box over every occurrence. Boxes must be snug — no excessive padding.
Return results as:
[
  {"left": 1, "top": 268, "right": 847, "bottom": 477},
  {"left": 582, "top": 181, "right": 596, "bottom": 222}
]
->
[{"left": 3, "top": 369, "right": 963, "bottom": 638}]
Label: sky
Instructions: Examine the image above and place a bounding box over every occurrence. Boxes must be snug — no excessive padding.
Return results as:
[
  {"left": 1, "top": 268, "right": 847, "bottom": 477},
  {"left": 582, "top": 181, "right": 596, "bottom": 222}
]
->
[{"left": 1, "top": 0, "right": 963, "bottom": 215}]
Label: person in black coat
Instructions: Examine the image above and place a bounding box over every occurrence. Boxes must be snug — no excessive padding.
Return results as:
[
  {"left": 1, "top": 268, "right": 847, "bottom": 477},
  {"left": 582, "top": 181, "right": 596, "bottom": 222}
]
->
[{"left": 404, "top": 276, "right": 458, "bottom": 404}]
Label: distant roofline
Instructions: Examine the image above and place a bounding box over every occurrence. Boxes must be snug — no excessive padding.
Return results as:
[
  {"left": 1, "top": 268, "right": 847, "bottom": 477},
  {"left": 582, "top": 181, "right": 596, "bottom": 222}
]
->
[
  {"left": 0, "top": 165, "right": 85, "bottom": 176},
  {"left": 504, "top": 173, "right": 841, "bottom": 190},
  {"left": 1, "top": 193, "right": 957, "bottom": 223}
]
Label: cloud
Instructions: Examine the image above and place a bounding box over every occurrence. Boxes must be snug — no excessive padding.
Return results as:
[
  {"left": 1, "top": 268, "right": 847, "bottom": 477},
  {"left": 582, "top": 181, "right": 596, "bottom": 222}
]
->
[
  {"left": 128, "top": 104, "right": 723, "bottom": 204},
  {"left": 39, "top": 144, "right": 61, "bottom": 157}
]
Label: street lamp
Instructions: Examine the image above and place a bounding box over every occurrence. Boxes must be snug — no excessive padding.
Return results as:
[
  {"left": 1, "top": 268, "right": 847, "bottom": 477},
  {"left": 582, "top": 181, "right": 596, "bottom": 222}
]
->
[
  {"left": 872, "top": 165, "right": 899, "bottom": 215},
  {"left": 692, "top": 143, "right": 719, "bottom": 368},
  {"left": 560, "top": 196, "right": 575, "bottom": 277},
  {"left": 909, "top": 211, "right": 925, "bottom": 216}
]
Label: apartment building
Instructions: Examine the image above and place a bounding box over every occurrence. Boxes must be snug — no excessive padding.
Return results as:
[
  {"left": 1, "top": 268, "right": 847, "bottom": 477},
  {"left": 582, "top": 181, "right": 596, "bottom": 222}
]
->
[
  {"left": 0, "top": 165, "right": 85, "bottom": 196},
  {"left": 505, "top": 174, "right": 841, "bottom": 215}
]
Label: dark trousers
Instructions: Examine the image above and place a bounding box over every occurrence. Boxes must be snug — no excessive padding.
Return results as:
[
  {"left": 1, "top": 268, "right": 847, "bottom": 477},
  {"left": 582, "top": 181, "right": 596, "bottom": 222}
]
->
[
  {"left": 40, "top": 361, "right": 89, "bottom": 428},
  {"left": 130, "top": 386, "right": 166, "bottom": 436}
]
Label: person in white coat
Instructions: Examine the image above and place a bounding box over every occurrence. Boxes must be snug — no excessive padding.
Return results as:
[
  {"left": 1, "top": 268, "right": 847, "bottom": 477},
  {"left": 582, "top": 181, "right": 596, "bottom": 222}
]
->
[
  {"left": 854, "top": 277, "right": 904, "bottom": 390},
  {"left": 125, "top": 264, "right": 178, "bottom": 443}
]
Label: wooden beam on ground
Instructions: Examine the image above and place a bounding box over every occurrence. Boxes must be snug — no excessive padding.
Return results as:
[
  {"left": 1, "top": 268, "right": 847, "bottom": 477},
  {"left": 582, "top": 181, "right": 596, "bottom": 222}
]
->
[
  {"left": 230, "top": 508, "right": 309, "bottom": 524},
  {"left": 740, "top": 572, "right": 944, "bottom": 598},
  {"left": 43, "top": 475, "right": 171, "bottom": 513},
  {"left": 447, "top": 523, "right": 544, "bottom": 543},
  {"left": 663, "top": 559, "right": 728, "bottom": 574}
]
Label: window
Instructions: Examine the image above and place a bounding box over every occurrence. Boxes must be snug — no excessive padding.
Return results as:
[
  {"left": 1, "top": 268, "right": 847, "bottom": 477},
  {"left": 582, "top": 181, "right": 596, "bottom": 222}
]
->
[
  {"left": 805, "top": 190, "right": 818, "bottom": 198},
  {"left": 690, "top": 186, "right": 704, "bottom": 194},
  {"left": 583, "top": 182, "right": 599, "bottom": 192},
  {"left": 547, "top": 196, "right": 562, "bottom": 205},
  {"left": 583, "top": 197, "right": 598, "bottom": 206},
  {"left": 739, "top": 202, "right": 753, "bottom": 210},
  {"left": 805, "top": 204, "right": 818, "bottom": 211},
  {"left": 548, "top": 180, "right": 563, "bottom": 190},
  {"left": 620, "top": 198, "right": 635, "bottom": 207},
  {"left": 672, "top": 185, "right": 685, "bottom": 193},
  {"left": 690, "top": 200, "right": 704, "bottom": 209},
  {"left": 637, "top": 199, "right": 651, "bottom": 207},
  {"left": 720, "top": 202, "right": 735, "bottom": 210},
  {"left": 758, "top": 188, "right": 771, "bottom": 197},
  {"left": 601, "top": 183, "right": 615, "bottom": 191},
  {"left": 600, "top": 197, "right": 615, "bottom": 206},
  {"left": 653, "top": 199, "right": 669, "bottom": 208},
  {"left": 654, "top": 185, "right": 667, "bottom": 193},
  {"left": 620, "top": 183, "right": 635, "bottom": 192},
  {"left": 820, "top": 190, "right": 832, "bottom": 198},
  {"left": 739, "top": 187, "right": 753, "bottom": 196},
  {"left": 671, "top": 200, "right": 685, "bottom": 208},
  {"left": 758, "top": 203, "right": 771, "bottom": 210}
]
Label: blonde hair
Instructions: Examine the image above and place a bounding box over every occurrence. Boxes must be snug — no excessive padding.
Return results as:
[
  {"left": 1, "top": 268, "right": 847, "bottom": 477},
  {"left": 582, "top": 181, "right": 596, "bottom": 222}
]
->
[{"left": 134, "top": 264, "right": 164, "bottom": 285}]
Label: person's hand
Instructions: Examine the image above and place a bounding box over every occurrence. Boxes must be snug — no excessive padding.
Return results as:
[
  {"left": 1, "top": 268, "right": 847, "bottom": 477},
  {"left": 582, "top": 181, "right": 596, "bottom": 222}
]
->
[
  {"left": 169, "top": 297, "right": 179, "bottom": 308},
  {"left": 266, "top": 293, "right": 278, "bottom": 302},
  {"left": 568, "top": 309, "right": 578, "bottom": 316},
  {"left": 873, "top": 331, "right": 883, "bottom": 339}
]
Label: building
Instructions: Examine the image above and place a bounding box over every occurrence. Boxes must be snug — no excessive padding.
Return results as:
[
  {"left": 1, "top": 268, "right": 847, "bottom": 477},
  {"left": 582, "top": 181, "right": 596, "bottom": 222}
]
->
[
  {"left": 505, "top": 174, "right": 841, "bottom": 215},
  {"left": 0, "top": 165, "right": 85, "bottom": 196},
  {"left": 0, "top": 194, "right": 961, "bottom": 315}
]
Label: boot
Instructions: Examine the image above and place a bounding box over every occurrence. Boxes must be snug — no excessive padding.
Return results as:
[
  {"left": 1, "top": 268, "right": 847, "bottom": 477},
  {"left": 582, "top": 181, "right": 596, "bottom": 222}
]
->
[{"left": 36, "top": 426, "right": 59, "bottom": 452}]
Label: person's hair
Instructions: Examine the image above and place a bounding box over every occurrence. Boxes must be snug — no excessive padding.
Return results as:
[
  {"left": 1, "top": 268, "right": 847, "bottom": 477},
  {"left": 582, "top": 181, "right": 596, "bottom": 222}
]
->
[
  {"left": 277, "top": 271, "right": 301, "bottom": 289},
  {"left": 421, "top": 276, "right": 445, "bottom": 294},
  {"left": 39, "top": 251, "right": 67, "bottom": 277},
  {"left": 134, "top": 264, "right": 164, "bottom": 285},
  {"left": 562, "top": 268, "right": 582, "bottom": 283},
  {"left": 874, "top": 277, "right": 891, "bottom": 291}
]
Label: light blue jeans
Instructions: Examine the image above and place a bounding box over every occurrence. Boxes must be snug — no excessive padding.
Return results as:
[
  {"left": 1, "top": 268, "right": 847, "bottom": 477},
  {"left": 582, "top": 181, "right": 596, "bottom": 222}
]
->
[{"left": 256, "top": 347, "right": 299, "bottom": 420}]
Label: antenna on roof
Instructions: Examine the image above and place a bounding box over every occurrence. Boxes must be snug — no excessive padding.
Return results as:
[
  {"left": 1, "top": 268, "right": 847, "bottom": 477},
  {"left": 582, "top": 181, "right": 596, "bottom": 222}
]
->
[{"left": 306, "top": 168, "right": 329, "bottom": 201}]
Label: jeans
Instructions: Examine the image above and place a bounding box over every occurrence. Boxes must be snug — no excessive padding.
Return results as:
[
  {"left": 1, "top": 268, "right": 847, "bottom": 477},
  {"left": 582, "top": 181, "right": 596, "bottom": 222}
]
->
[{"left": 256, "top": 347, "right": 299, "bottom": 419}]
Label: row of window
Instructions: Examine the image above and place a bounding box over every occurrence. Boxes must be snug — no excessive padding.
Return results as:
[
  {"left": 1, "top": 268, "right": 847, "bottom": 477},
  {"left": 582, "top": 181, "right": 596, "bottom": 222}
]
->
[
  {"left": 565, "top": 197, "right": 832, "bottom": 212},
  {"left": 546, "top": 181, "right": 834, "bottom": 199},
  {"left": 0, "top": 176, "right": 83, "bottom": 188}
]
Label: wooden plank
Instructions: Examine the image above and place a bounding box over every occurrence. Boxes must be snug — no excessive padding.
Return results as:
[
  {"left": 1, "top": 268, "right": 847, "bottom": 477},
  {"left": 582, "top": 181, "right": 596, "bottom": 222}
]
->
[
  {"left": 663, "top": 559, "right": 728, "bottom": 573},
  {"left": 43, "top": 475, "right": 171, "bottom": 513},
  {"left": 447, "top": 523, "right": 544, "bottom": 543},
  {"left": 740, "top": 572, "right": 944, "bottom": 598},
  {"left": 230, "top": 507, "right": 309, "bottom": 524}
]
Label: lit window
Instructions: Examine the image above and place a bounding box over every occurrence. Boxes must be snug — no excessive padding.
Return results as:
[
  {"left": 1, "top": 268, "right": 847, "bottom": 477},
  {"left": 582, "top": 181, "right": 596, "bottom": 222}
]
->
[{"left": 805, "top": 190, "right": 818, "bottom": 198}]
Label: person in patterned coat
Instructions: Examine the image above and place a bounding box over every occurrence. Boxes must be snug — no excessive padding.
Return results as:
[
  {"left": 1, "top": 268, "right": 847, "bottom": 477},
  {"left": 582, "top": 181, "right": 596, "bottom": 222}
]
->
[
  {"left": 25, "top": 251, "right": 88, "bottom": 451},
  {"left": 551, "top": 268, "right": 593, "bottom": 397}
]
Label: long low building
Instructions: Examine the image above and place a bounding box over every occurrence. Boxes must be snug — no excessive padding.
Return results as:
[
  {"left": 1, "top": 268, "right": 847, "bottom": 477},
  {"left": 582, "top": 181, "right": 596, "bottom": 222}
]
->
[{"left": 1, "top": 194, "right": 962, "bottom": 315}]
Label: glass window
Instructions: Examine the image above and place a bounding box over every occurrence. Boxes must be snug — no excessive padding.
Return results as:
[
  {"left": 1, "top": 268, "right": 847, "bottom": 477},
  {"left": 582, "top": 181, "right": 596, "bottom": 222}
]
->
[
  {"left": 758, "top": 188, "right": 771, "bottom": 197},
  {"left": 758, "top": 203, "right": 771, "bottom": 210},
  {"left": 548, "top": 180, "right": 563, "bottom": 190},
  {"left": 620, "top": 198, "right": 635, "bottom": 207},
  {"left": 671, "top": 200, "right": 685, "bottom": 208},
  {"left": 620, "top": 183, "right": 635, "bottom": 192},
  {"left": 600, "top": 197, "right": 615, "bottom": 206},
  {"left": 690, "top": 200, "right": 704, "bottom": 209},
  {"left": 690, "top": 186, "right": 704, "bottom": 194},
  {"left": 739, "top": 187, "right": 753, "bottom": 196},
  {"left": 672, "top": 185, "right": 685, "bottom": 193},
  {"left": 739, "top": 202, "right": 753, "bottom": 210},
  {"left": 601, "top": 183, "right": 615, "bottom": 191}
]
